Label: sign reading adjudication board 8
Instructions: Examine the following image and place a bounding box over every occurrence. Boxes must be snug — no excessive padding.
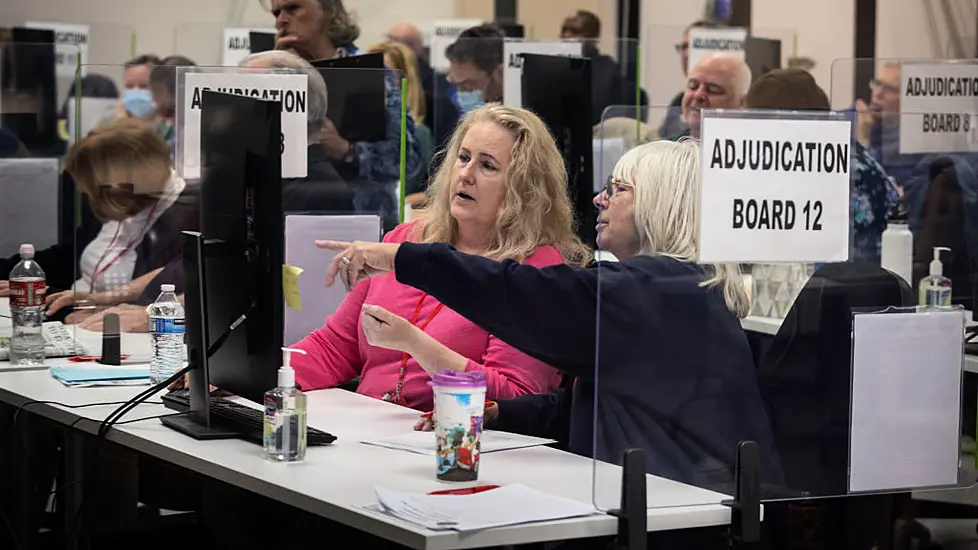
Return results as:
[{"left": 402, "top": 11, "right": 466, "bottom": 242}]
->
[
  {"left": 697, "top": 116, "right": 852, "bottom": 264},
  {"left": 900, "top": 62, "right": 978, "bottom": 154},
  {"left": 180, "top": 72, "right": 308, "bottom": 180}
]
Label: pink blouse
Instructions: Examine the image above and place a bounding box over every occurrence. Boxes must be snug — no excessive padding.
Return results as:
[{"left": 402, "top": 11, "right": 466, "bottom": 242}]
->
[{"left": 290, "top": 222, "right": 564, "bottom": 411}]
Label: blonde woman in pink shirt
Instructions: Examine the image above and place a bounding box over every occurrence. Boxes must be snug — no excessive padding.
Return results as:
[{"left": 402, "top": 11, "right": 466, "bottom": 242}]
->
[{"left": 290, "top": 104, "right": 590, "bottom": 410}]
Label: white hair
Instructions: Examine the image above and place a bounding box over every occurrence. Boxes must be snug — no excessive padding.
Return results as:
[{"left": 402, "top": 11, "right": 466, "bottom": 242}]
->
[
  {"left": 612, "top": 138, "right": 750, "bottom": 318},
  {"left": 698, "top": 52, "right": 753, "bottom": 100},
  {"left": 238, "top": 50, "right": 328, "bottom": 134}
]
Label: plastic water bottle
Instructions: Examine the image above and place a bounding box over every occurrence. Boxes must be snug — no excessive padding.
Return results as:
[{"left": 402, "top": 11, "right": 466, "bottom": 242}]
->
[
  {"left": 147, "top": 284, "right": 185, "bottom": 384},
  {"left": 8, "top": 244, "right": 46, "bottom": 365},
  {"left": 881, "top": 204, "right": 913, "bottom": 287}
]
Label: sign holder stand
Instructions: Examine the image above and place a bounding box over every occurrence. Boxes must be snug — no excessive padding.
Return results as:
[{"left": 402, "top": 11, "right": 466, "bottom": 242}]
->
[{"left": 607, "top": 442, "right": 761, "bottom": 549}]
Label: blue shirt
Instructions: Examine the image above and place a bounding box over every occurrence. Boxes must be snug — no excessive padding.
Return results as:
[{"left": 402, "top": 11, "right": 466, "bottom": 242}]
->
[
  {"left": 851, "top": 142, "right": 900, "bottom": 262},
  {"left": 340, "top": 44, "right": 421, "bottom": 227}
]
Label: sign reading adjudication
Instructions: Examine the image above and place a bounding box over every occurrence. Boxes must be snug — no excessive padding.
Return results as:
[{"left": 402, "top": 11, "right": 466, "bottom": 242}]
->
[
  {"left": 25, "top": 21, "right": 89, "bottom": 77},
  {"left": 503, "top": 40, "right": 582, "bottom": 108},
  {"left": 900, "top": 63, "right": 978, "bottom": 154},
  {"left": 221, "top": 28, "right": 276, "bottom": 67},
  {"left": 688, "top": 27, "right": 746, "bottom": 72},
  {"left": 181, "top": 72, "right": 308, "bottom": 179},
  {"left": 430, "top": 19, "right": 483, "bottom": 72},
  {"left": 698, "top": 115, "right": 852, "bottom": 263}
]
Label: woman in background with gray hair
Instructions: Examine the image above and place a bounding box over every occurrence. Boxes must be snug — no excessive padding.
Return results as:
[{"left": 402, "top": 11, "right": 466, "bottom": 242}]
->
[{"left": 239, "top": 49, "right": 355, "bottom": 213}]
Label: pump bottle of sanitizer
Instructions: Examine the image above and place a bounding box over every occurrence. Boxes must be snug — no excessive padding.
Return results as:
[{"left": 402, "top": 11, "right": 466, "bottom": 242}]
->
[
  {"left": 263, "top": 347, "right": 308, "bottom": 462},
  {"left": 918, "top": 246, "right": 953, "bottom": 309}
]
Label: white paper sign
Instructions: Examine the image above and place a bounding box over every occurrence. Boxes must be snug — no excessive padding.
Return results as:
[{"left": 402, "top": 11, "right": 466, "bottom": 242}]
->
[
  {"left": 24, "top": 21, "right": 89, "bottom": 77},
  {"left": 849, "top": 310, "right": 964, "bottom": 492},
  {"left": 181, "top": 72, "right": 308, "bottom": 179},
  {"left": 688, "top": 27, "right": 747, "bottom": 72},
  {"left": 504, "top": 41, "right": 582, "bottom": 108},
  {"left": 697, "top": 115, "right": 852, "bottom": 263},
  {"left": 430, "top": 19, "right": 483, "bottom": 73},
  {"left": 899, "top": 63, "right": 978, "bottom": 154},
  {"left": 222, "top": 28, "right": 275, "bottom": 67}
]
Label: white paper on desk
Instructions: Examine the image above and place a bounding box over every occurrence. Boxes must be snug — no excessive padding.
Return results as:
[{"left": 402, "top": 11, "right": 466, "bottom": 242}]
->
[
  {"left": 362, "top": 430, "right": 556, "bottom": 456},
  {"left": 848, "top": 310, "right": 965, "bottom": 493},
  {"left": 284, "top": 215, "right": 381, "bottom": 346},
  {"left": 375, "top": 484, "right": 598, "bottom": 532}
]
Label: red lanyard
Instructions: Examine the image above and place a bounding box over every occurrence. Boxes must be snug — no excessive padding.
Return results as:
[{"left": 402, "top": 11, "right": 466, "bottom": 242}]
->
[
  {"left": 383, "top": 293, "right": 445, "bottom": 405},
  {"left": 88, "top": 202, "right": 159, "bottom": 293}
]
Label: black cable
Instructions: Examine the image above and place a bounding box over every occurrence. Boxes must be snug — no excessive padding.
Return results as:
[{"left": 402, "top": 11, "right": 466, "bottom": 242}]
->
[{"left": 113, "top": 411, "right": 190, "bottom": 426}]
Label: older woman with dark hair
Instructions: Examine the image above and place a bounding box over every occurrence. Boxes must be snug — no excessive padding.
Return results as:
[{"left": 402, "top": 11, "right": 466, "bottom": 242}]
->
[{"left": 266, "top": 0, "right": 421, "bottom": 229}]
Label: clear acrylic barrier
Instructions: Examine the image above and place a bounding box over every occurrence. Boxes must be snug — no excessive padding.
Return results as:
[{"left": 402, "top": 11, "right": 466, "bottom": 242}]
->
[
  {"left": 43, "top": 62, "right": 403, "bottom": 361},
  {"left": 175, "top": 64, "right": 407, "bottom": 231},
  {"left": 591, "top": 105, "right": 977, "bottom": 512},
  {"left": 0, "top": 42, "right": 66, "bottom": 271},
  {"left": 431, "top": 37, "right": 642, "bottom": 155},
  {"left": 642, "top": 25, "right": 796, "bottom": 139},
  {"left": 830, "top": 58, "right": 978, "bottom": 301}
]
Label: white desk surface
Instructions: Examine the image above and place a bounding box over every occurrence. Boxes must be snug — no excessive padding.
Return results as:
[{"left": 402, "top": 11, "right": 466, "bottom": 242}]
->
[
  {"left": 0, "top": 297, "right": 153, "bottom": 373},
  {"left": 0, "top": 369, "right": 736, "bottom": 549}
]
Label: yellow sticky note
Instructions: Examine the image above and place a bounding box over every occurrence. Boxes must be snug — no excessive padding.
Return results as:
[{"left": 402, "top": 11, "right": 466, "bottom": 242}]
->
[{"left": 282, "top": 265, "right": 304, "bottom": 311}]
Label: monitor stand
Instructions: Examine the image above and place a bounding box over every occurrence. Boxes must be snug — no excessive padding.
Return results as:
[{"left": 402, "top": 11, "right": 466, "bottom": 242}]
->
[{"left": 160, "top": 232, "right": 241, "bottom": 441}]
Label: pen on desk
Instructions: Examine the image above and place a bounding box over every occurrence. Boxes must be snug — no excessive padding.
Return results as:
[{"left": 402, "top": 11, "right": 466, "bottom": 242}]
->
[{"left": 428, "top": 485, "right": 500, "bottom": 496}]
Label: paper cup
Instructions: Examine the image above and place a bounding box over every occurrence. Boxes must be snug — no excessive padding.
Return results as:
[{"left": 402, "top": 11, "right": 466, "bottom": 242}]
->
[{"left": 429, "top": 370, "right": 487, "bottom": 482}]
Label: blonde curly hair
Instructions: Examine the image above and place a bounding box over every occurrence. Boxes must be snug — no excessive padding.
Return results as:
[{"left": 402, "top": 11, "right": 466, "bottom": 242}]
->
[{"left": 418, "top": 104, "right": 590, "bottom": 267}]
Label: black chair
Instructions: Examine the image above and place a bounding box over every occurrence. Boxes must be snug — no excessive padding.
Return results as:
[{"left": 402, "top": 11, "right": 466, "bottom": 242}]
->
[{"left": 756, "top": 262, "right": 914, "bottom": 549}]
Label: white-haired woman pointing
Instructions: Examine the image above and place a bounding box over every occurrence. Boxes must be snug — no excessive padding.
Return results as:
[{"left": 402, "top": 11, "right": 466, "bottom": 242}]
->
[{"left": 321, "top": 138, "right": 782, "bottom": 490}]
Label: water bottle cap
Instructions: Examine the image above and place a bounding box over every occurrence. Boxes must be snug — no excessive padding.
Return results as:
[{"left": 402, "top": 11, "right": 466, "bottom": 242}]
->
[
  {"left": 19, "top": 244, "right": 34, "bottom": 258},
  {"left": 161, "top": 284, "right": 175, "bottom": 292}
]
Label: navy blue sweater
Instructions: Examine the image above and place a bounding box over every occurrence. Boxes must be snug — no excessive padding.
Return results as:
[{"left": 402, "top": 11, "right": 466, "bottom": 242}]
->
[{"left": 395, "top": 243, "right": 782, "bottom": 491}]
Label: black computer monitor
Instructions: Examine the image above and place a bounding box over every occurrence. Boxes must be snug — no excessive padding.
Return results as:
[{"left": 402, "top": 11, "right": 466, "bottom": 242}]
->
[
  {"left": 161, "top": 91, "right": 284, "bottom": 440},
  {"left": 519, "top": 53, "right": 596, "bottom": 247}
]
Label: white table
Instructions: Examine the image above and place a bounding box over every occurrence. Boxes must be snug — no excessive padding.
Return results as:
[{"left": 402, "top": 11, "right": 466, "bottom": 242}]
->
[
  {"left": 0, "top": 297, "right": 153, "bottom": 373},
  {"left": 0, "top": 370, "right": 738, "bottom": 549}
]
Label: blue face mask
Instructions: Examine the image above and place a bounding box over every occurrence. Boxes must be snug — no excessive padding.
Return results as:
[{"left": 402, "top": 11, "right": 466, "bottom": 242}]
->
[
  {"left": 123, "top": 89, "right": 156, "bottom": 118},
  {"left": 456, "top": 90, "right": 485, "bottom": 114}
]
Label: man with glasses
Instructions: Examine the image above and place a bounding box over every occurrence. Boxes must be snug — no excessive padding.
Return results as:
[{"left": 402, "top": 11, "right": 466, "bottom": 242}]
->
[
  {"left": 659, "top": 19, "right": 724, "bottom": 138},
  {"left": 669, "top": 52, "right": 751, "bottom": 140},
  {"left": 855, "top": 62, "right": 919, "bottom": 186}
]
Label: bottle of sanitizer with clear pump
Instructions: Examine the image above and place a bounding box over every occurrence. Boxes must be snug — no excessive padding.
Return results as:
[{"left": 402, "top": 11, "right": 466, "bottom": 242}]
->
[
  {"left": 918, "top": 246, "right": 953, "bottom": 309},
  {"left": 263, "top": 347, "right": 308, "bottom": 462}
]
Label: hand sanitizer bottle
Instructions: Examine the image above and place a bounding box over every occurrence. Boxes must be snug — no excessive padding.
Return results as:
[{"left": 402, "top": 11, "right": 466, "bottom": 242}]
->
[
  {"left": 263, "top": 347, "right": 308, "bottom": 462},
  {"left": 918, "top": 246, "right": 953, "bottom": 309}
]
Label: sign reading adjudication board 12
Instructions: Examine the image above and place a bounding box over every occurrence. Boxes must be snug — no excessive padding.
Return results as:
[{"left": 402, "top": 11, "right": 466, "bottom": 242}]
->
[
  {"left": 181, "top": 72, "right": 308, "bottom": 180},
  {"left": 697, "top": 116, "right": 852, "bottom": 263},
  {"left": 687, "top": 27, "right": 747, "bottom": 73},
  {"left": 899, "top": 63, "right": 978, "bottom": 154}
]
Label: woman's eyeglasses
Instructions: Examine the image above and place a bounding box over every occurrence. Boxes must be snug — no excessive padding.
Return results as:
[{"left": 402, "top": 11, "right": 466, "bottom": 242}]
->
[{"left": 603, "top": 177, "right": 633, "bottom": 198}]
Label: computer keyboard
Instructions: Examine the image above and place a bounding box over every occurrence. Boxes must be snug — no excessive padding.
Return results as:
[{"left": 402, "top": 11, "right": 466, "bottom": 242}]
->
[{"left": 161, "top": 389, "right": 336, "bottom": 446}]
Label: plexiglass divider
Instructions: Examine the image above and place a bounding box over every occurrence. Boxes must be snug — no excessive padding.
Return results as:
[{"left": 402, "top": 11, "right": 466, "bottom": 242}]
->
[{"left": 591, "top": 105, "right": 976, "bottom": 516}]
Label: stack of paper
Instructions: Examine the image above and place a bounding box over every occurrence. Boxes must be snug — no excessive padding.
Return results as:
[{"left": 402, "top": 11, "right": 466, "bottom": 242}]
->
[
  {"left": 50, "top": 366, "right": 150, "bottom": 388},
  {"left": 362, "top": 430, "right": 555, "bottom": 455},
  {"left": 375, "top": 484, "right": 598, "bottom": 532}
]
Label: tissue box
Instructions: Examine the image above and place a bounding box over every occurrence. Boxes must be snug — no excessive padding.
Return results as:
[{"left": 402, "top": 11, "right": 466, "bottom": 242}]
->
[{"left": 748, "top": 263, "right": 813, "bottom": 319}]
